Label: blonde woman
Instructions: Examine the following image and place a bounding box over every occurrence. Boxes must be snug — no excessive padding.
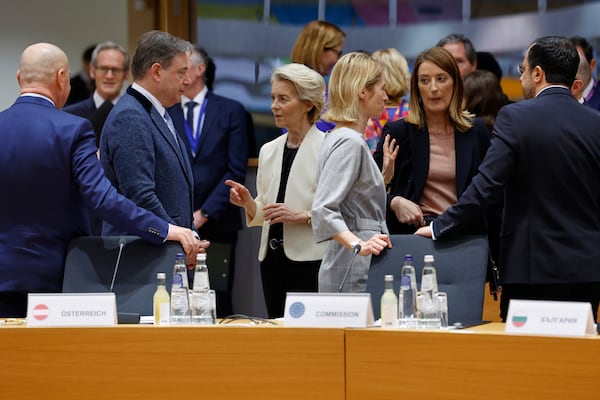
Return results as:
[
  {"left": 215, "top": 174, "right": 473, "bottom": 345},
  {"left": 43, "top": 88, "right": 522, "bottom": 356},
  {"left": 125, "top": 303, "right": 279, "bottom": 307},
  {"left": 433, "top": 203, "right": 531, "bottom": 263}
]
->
[
  {"left": 312, "top": 52, "right": 392, "bottom": 293},
  {"left": 226, "top": 64, "right": 326, "bottom": 317}
]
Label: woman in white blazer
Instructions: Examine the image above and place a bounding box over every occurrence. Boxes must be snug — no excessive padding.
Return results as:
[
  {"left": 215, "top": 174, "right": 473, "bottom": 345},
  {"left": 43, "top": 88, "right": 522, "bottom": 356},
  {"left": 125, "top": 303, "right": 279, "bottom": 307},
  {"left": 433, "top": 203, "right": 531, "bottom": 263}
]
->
[{"left": 226, "top": 63, "right": 326, "bottom": 318}]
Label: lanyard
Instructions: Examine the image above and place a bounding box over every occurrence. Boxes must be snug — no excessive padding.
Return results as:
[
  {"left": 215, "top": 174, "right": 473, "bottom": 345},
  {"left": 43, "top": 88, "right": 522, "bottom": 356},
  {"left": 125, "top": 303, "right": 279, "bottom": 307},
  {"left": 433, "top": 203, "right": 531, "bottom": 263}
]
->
[{"left": 184, "top": 97, "right": 208, "bottom": 156}]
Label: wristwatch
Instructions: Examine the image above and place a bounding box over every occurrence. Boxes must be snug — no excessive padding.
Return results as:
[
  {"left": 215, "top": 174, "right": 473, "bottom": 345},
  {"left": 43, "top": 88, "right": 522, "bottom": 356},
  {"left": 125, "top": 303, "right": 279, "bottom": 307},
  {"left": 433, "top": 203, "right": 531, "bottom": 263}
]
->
[
  {"left": 350, "top": 239, "right": 360, "bottom": 251},
  {"left": 200, "top": 210, "right": 209, "bottom": 219}
]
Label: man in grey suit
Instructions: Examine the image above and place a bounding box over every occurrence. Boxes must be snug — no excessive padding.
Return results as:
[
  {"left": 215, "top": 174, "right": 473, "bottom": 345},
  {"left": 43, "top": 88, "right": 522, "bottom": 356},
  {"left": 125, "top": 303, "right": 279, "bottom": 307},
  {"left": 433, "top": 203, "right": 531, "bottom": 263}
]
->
[
  {"left": 100, "top": 31, "right": 198, "bottom": 260},
  {"left": 416, "top": 36, "right": 600, "bottom": 321}
]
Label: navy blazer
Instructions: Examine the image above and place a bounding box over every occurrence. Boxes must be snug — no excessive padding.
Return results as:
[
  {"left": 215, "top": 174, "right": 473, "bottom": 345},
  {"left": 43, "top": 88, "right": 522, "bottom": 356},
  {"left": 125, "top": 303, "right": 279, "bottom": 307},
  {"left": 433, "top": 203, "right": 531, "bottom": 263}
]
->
[
  {"left": 0, "top": 96, "right": 168, "bottom": 292},
  {"left": 374, "top": 118, "right": 490, "bottom": 234},
  {"left": 168, "top": 91, "right": 248, "bottom": 233},
  {"left": 100, "top": 86, "right": 195, "bottom": 234},
  {"left": 434, "top": 87, "right": 600, "bottom": 284},
  {"left": 63, "top": 96, "right": 113, "bottom": 147}
]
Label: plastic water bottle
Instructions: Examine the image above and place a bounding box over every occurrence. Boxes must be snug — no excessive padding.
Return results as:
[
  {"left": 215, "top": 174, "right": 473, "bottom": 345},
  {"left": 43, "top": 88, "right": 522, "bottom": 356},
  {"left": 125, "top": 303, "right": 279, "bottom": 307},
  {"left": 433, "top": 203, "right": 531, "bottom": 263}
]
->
[
  {"left": 420, "top": 255, "right": 440, "bottom": 329},
  {"left": 399, "top": 255, "right": 418, "bottom": 328},
  {"left": 170, "top": 253, "right": 191, "bottom": 324},
  {"left": 190, "top": 253, "right": 213, "bottom": 325},
  {"left": 380, "top": 274, "right": 398, "bottom": 328}
]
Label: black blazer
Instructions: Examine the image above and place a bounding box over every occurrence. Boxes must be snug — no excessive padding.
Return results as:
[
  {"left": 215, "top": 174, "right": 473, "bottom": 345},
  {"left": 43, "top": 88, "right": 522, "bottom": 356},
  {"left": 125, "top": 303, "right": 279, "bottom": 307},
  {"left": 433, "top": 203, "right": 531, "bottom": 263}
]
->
[
  {"left": 374, "top": 118, "right": 490, "bottom": 234},
  {"left": 434, "top": 87, "right": 600, "bottom": 285},
  {"left": 63, "top": 96, "right": 113, "bottom": 146}
]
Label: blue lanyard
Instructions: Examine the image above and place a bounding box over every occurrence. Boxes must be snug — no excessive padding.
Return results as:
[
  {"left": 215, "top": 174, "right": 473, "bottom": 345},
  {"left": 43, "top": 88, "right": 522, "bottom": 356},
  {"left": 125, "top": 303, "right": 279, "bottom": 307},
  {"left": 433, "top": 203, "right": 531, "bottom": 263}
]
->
[{"left": 184, "top": 97, "right": 208, "bottom": 155}]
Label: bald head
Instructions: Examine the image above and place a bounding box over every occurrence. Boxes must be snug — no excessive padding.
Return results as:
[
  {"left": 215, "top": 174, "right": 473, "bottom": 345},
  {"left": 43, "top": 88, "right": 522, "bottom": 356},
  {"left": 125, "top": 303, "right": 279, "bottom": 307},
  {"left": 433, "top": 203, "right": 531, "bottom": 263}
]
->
[{"left": 18, "top": 43, "right": 71, "bottom": 107}]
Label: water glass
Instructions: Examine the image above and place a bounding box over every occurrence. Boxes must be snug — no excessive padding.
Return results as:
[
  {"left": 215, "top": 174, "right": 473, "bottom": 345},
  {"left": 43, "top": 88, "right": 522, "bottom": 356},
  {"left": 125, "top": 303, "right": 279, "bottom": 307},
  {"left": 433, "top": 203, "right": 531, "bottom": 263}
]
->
[{"left": 436, "top": 292, "right": 448, "bottom": 328}]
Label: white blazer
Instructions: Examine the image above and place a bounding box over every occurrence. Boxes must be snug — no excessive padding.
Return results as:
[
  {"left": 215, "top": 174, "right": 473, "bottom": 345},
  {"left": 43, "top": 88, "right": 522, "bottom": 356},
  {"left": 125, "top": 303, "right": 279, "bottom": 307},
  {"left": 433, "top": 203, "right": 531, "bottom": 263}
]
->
[{"left": 247, "top": 125, "right": 326, "bottom": 262}]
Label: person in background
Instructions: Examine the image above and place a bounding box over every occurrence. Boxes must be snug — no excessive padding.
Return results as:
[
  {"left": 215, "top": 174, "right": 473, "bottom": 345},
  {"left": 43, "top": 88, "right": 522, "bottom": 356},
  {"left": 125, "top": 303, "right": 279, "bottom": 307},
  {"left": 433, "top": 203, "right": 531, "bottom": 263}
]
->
[
  {"left": 374, "top": 47, "right": 490, "bottom": 235},
  {"left": 364, "top": 48, "right": 410, "bottom": 154},
  {"left": 416, "top": 36, "right": 600, "bottom": 321},
  {"left": 225, "top": 63, "right": 327, "bottom": 318},
  {"left": 569, "top": 36, "right": 600, "bottom": 110},
  {"left": 168, "top": 46, "right": 248, "bottom": 317},
  {"left": 291, "top": 19, "right": 345, "bottom": 131},
  {"left": 65, "top": 43, "right": 96, "bottom": 105},
  {"left": 312, "top": 52, "right": 392, "bottom": 293},
  {"left": 64, "top": 41, "right": 130, "bottom": 147},
  {"left": 0, "top": 42, "right": 202, "bottom": 317},
  {"left": 100, "top": 31, "right": 199, "bottom": 265},
  {"left": 571, "top": 46, "right": 589, "bottom": 103},
  {"left": 462, "top": 69, "right": 508, "bottom": 133},
  {"left": 437, "top": 33, "right": 477, "bottom": 79}
]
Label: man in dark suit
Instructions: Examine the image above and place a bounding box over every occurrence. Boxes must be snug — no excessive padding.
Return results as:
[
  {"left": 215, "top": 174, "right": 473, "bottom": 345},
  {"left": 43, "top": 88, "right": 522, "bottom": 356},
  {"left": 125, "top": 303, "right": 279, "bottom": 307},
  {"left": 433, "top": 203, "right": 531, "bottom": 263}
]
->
[
  {"left": 0, "top": 42, "right": 203, "bottom": 317},
  {"left": 168, "top": 47, "right": 248, "bottom": 316},
  {"left": 64, "top": 41, "right": 130, "bottom": 147},
  {"left": 65, "top": 44, "right": 95, "bottom": 106},
  {"left": 569, "top": 36, "right": 600, "bottom": 111},
  {"left": 101, "top": 31, "right": 196, "bottom": 248},
  {"left": 416, "top": 36, "right": 600, "bottom": 321}
]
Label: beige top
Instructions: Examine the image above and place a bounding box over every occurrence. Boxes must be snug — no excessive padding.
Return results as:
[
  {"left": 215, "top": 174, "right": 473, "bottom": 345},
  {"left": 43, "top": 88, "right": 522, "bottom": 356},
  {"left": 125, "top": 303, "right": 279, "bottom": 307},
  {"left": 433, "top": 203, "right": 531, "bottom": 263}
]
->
[{"left": 420, "top": 134, "right": 457, "bottom": 217}]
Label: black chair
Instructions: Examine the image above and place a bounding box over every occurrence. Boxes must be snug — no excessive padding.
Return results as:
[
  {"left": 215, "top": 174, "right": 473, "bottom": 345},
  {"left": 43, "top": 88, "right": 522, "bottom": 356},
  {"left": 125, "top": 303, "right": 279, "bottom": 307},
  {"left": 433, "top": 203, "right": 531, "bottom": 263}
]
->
[
  {"left": 62, "top": 236, "right": 231, "bottom": 316},
  {"left": 366, "top": 234, "right": 488, "bottom": 325}
]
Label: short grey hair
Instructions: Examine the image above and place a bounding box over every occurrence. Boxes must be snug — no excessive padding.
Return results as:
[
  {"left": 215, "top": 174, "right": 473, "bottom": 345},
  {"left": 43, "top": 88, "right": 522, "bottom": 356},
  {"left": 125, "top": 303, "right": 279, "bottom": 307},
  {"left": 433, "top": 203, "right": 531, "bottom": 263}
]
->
[
  {"left": 91, "top": 41, "right": 130, "bottom": 70},
  {"left": 436, "top": 33, "right": 477, "bottom": 65},
  {"left": 131, "top": 30, "right": 192, "bottom": 80},
  {"left": 271, "top": 63, "right": 326, "bottom": 124}
]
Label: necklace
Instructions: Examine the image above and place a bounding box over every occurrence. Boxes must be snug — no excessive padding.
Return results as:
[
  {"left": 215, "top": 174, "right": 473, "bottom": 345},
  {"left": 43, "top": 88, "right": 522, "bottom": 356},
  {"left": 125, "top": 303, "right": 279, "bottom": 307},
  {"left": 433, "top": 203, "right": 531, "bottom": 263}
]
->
[
  {"left": 427, "top": 123, "right": 452, "bottom": 136},
  {"left": 286, "top": 140, "right": 301, "bottom": 149}
]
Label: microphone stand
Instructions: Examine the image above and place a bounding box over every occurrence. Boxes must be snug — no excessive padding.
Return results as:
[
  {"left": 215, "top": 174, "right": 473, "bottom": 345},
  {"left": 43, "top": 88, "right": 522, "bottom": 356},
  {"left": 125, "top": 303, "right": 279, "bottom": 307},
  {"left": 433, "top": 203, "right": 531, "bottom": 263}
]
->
[{"left": 337, "top": 243, "right": 361, "bottom": 292}]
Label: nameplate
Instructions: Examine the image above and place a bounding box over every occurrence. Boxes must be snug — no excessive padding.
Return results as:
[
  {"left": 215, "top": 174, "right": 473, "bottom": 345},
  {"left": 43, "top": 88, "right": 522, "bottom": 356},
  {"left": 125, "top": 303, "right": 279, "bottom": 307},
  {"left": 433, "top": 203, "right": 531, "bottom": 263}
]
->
[
  {"left": 505, "top": 299, "right": 595, "bottom": 337},
  {"left": 27, "top": 293, "right": 117, "bottom": 327},
  {"left": 284, "top": 292, "right": 374, "bottom": 327}
]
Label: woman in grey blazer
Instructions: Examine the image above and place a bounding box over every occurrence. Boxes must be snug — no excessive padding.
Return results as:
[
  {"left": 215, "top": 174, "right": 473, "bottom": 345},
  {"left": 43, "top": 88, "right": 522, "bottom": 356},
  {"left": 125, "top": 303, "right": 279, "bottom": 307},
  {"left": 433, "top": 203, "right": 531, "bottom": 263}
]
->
[
  {"left": 226, "top": 64, "right": 327, "bottom": 317},
  {"left": 312, "top": 52, "right": 392, "bottom": 293}
]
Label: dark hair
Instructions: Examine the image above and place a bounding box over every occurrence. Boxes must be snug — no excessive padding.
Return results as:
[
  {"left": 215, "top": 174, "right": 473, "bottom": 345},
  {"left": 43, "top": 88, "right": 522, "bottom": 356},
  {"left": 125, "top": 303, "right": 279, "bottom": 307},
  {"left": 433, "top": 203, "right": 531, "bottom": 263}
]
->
[
  {"left": 436, "top": 33, "right": 477, "bottom": 65},
  {"left": 528, "top": 36, "right": 578, "bottom": 88},
  {"left": 570, "top": 36, "right": 594, "bottom": 64},
  {"left": 131, "top": 31, "right": 192, "bottom": 80},
  {"left": 83, "top": 44, "right": 96, "bottom": 62},
  {"left": 476, "top": 51, "right": 502, "bottom": 80},
  {"left": 463, "top": 70, "right": 507, "bottom": 133}
]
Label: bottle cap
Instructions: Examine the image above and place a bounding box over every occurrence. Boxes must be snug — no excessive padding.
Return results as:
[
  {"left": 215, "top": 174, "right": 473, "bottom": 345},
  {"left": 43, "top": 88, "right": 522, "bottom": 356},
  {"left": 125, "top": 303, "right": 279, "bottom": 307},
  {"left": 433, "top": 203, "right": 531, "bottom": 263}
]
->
[
  {"left": 384, "top": 274, "right": 394, "bottom": 282},
  {"left": 175, "top": 253, "right": 185, "bottom": 260},
  {"left": 403, "top": 254, "right": 413, "bottom": 261},
  {"left": 424, "top": 254, "right": 434, "bottom": 263},
  {"left": 196, "top": 253, "right": 207, "bottom": 261},
  {"left": 157, "top": 272, "right": 166, "bottom": 279}
]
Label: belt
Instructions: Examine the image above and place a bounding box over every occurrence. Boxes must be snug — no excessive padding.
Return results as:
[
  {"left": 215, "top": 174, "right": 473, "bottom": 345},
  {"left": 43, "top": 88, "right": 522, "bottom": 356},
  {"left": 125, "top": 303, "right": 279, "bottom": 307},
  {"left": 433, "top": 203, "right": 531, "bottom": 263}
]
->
[{"left": 269, "top": 238, "right": 284, "bottom": 250}]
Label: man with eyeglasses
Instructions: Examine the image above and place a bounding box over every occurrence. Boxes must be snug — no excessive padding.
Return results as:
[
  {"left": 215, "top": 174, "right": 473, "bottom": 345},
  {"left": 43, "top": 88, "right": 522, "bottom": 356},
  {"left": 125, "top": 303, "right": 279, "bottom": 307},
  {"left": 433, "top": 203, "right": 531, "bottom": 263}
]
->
[
  {"left": 64, "top": 41, "right": 129, "bottom": 148},
  {"left": 416, "top": 36, "right": 600, "bottom": 322}
]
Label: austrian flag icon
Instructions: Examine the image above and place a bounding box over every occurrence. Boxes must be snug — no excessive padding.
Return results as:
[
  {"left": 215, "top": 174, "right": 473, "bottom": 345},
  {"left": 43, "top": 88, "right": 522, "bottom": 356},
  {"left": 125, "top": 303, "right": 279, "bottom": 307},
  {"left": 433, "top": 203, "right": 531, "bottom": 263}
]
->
[{"left": 32, "top": 304, "right": 49, "bottom": 321}]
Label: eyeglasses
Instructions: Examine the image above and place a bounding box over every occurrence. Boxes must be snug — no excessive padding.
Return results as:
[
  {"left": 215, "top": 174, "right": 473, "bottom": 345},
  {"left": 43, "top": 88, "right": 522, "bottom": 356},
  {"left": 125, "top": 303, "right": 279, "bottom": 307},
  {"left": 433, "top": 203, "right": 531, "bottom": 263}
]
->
[
  {"left": 324, "top": 47, "right": 343, "bottom": 57},
  {"left": 518, "top": 64, "right": 529, "bottom": 75},
  {"left": 95, "top": 66, "right": 126, "bottom": 75}
]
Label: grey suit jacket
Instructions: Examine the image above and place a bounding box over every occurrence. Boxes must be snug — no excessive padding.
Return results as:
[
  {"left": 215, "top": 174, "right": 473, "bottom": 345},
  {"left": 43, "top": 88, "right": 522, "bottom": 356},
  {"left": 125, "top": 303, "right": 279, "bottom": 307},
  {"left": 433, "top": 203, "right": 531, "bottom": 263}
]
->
[
  {"left": 100, "top": 86, "right": 194, "bottom": 234},
  {"left": 312, "top": 127, "right": 389, "bottom": 293}
]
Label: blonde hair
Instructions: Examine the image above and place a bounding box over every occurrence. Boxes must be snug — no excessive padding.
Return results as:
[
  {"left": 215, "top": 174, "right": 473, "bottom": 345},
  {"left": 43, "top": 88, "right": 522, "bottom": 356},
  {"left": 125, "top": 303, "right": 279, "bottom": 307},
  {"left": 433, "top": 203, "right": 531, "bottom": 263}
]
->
[
  {"left": 324, "top": 52, "right": 383, "bottom": 124},
  {"left": 290, "top": 20, "right": 345, "bottom": 74},
  {"left": 406, "top": 46, "right": 473, "bottom": 132},
  {"left": 271, "top": 63, "right": 326, "bottom": 124},
  {"left": 372, "top": 48, "right": 410, "bottom": 101}
]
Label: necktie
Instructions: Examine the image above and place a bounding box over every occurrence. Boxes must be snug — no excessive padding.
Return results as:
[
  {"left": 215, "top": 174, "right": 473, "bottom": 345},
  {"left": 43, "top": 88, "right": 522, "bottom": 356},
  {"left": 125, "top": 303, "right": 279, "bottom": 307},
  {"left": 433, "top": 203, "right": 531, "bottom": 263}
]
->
[
  {"left": 186, "top": 101, "right": 198, "bottom": 135},
  {"left": 163, "top": 111, "right": 178, "bottom": 141}
]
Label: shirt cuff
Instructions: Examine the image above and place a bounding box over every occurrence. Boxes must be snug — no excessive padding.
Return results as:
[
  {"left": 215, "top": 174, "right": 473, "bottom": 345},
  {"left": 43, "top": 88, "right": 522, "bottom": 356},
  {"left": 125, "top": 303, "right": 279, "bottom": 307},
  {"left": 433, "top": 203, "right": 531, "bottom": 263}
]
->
[{"left": 430, "top": 221, "right": 437, "bottom": 240}]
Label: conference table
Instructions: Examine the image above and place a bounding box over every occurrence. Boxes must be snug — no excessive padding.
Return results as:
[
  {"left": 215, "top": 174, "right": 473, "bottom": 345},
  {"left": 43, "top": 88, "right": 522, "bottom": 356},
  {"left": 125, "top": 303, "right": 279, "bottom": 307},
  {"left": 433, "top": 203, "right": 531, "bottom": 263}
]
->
[{"left": 1, "top": 321, "right": 598, "bottom": 399}]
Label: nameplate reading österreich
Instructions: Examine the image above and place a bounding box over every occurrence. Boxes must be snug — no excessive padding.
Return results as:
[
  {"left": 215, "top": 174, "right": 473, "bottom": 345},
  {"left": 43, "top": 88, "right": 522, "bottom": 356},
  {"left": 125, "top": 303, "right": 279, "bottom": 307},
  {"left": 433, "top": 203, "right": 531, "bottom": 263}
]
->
[
  {"left": 505, "top": 299, "right": 595, "bottom": 337},
  {"left": 284, "top": 292, "right": 374, "bottom": 327},
  {"left": 27, "top": 293, "right": 117, "bottom": 327}
]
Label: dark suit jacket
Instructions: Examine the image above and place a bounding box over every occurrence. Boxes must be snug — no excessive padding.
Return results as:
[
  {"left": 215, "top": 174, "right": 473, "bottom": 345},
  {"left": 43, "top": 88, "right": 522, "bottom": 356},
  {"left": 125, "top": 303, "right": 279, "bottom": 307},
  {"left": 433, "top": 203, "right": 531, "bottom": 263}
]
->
[
  {"left": 374, "top": 118, "right": 490, "bottom": 234},
  {"left": 434, "top": 87, "right": 600, "bottom": 284},
  {"left": 168, "top": 91, "right": 248, "bottom": 234},
  {"left": 100, "top": 86, "right": 195, "bottom": 234},
  {"left": 65, "top": 73, "right": 93, "bottom": 106},
  {"left": 0, "top": 96, "right": 168, "bottom": 292},
  {"left": 63, "top": 96, "right": 114, "bottom": 147},
  {"left": 586, "top": 80, "right": 600, "bottom": 111}
]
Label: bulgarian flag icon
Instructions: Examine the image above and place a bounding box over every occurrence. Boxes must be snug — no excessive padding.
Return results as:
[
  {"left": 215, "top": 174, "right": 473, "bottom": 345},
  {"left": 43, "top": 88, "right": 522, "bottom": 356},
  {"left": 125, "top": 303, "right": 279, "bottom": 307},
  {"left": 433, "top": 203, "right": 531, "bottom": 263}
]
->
[{"left": 511, "top": 315, "right": 527, "bottom": 328}]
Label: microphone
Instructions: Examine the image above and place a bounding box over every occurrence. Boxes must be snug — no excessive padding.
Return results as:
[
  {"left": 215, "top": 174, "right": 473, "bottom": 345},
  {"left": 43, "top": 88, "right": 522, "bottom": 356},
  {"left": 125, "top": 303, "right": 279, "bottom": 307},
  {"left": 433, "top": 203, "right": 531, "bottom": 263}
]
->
[
  {"left": 337, "top": 243, "right": 361, "bottom": 292},
  {"left": 109, "top": 237, "right": 127, "bottom": 292}
]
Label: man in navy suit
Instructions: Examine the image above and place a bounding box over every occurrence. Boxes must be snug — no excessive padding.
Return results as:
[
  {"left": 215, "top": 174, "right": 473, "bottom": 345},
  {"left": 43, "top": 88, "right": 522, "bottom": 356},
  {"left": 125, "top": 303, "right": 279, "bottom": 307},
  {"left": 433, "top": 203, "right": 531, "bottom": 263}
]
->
[
  {"left": 101, "top": 31, "right": 197, "bottom": 253},
  {"left": 570, "top": 36, "right": 600, "bottom": 111},
  {"left": 168, "top": 47, "right": 248, "bottom": 316},
  {"left": 0, "top": 42, "right": 203, "bottom": 317},
  {"left": 416, "top": 36, "right": 600, "bottom": 321},
  {"left": 64, "top": 41, "right": 130, "bottom": 147}
]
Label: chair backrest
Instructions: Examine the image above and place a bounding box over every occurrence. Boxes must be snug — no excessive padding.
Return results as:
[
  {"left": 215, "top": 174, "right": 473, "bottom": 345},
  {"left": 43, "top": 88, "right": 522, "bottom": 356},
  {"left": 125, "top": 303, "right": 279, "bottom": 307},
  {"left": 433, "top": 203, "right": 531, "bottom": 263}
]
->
[
  {"left": 62, "top": 236, "right": 231, "bottom": 316},
  {"left": 366, "top": 234, "right": 488, "bottom": 325}
]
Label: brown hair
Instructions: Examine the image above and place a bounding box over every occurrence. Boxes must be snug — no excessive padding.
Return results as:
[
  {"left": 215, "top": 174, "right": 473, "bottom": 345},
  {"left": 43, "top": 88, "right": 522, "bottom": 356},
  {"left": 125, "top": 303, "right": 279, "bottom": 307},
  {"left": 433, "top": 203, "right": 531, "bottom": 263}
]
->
[{"left": 290, "top": 20, "right": 345, "bottom": 75}]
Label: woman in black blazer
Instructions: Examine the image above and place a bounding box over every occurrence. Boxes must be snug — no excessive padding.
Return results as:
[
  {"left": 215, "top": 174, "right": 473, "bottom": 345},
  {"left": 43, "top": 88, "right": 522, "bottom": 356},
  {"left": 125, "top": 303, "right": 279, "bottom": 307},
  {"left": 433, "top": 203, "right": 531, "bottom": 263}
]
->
[{"left": 374, "top": 46, "right": 490, "bottom": 235}]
